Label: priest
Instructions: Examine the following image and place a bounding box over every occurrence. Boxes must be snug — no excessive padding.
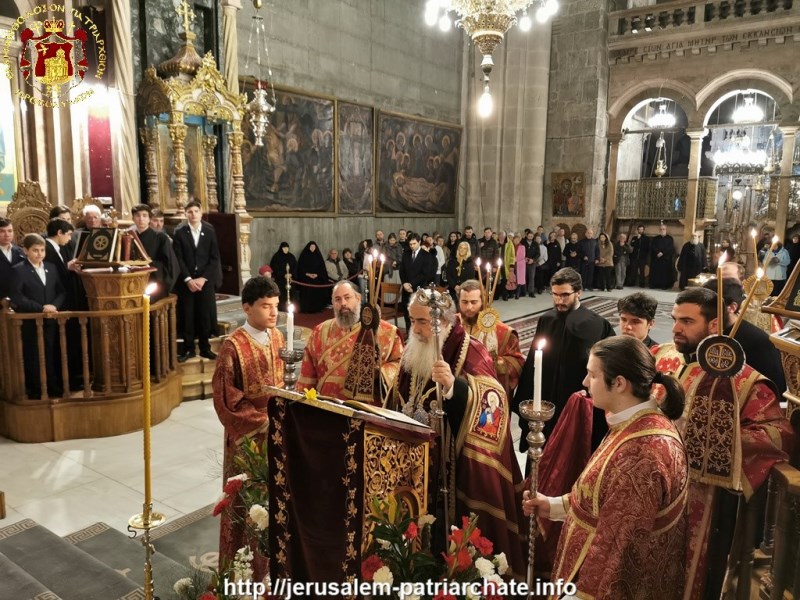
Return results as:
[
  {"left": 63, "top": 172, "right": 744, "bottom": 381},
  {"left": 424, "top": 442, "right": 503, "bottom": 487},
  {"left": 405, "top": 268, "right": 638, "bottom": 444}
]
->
[
  {"left": 677, "top": 231, "right": 706, "bottom": 290},
  {"left": 649, "top": 222, "right": 676, "bottom": 290},
  {"left": 457, "top": 279, "right": 524, "bottom": 399},
  {"left": 298, "top": 280, "right": 403, "bottom": 405},
  {"left": 212, "top": 276, "right": 285, "bottom": 582},
  {"left": 387, "top": 288, "right": 527, "bottom": 577},
  {"left": 653, "top": 287, "right": 794, "bottom": 599}
]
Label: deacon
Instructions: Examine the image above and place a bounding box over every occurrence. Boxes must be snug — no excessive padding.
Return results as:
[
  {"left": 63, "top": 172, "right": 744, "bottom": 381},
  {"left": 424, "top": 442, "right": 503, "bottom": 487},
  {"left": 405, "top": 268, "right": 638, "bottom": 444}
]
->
[
  {"left": 212, "top": 276, "right": 285, "bottom": 582},
  {"left": 457, "top": 279, "right": 524, "bottom": 399},
  {"left": 653, "top": 287, "right": 794, "bottom": 599},
  {"left": 298, "top": 280, "right": 403, "bottom": 405},
  {"left": 388, "top": 288, "right": 527, "bottom": 577},
  {"left": 131, "top": 204, "right": 179, "bottom": 301}
]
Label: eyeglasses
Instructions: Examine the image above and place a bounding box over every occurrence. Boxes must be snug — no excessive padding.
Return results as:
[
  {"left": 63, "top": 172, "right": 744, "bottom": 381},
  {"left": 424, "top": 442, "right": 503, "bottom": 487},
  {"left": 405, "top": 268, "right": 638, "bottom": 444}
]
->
[{"left": 551, "top": 291, "right": 577, "bottom": 300}]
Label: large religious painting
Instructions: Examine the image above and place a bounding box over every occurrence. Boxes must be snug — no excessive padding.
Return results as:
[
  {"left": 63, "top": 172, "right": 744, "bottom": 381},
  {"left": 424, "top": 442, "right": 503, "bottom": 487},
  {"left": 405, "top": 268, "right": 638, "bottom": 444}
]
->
[
  {"left": 376, "top": 111, "right": 460, "bottom": 214},
  {"left": 155, "top": 116, "right": 208, "bottom": 212},
  {"left": 241, "top": 86, "right": 335, "bottom": 214},
  {"left": 552, "top": 172, "right": 586, "bottom": 217},
  {"left": 337, "top": 102, "right": 374, "bottom": 215}
]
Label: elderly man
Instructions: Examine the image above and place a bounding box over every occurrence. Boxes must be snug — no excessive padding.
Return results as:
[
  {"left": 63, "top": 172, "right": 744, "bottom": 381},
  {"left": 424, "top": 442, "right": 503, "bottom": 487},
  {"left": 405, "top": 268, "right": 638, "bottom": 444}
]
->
[
  {"left": 325, "top": 248, "right": 345, "bottom": 283},
  {"left": 298, "top": 280, "right": 403, "bottom": 405},
  {"left": 388, "top": 287, "right": 526, "bottom": 576},
  {"left": 458, "top": 279, "right": 524, "bottom": 399},
  {"left": 653, "top": 287, "right": 794, "bottom": 599}
]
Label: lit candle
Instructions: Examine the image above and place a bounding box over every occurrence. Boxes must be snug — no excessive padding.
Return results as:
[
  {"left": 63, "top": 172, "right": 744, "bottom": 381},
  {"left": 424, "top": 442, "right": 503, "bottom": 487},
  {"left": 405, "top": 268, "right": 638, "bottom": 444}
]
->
[
  {"left": 751, "top": 229, "right": 758, "bottom": 269},
  {"left": 490, "top": 258, "right": 503, "bottom": 299},
  {"left": 474, "top": 258, "right": 484, "bottom": 296},
  {"left": 287, "top": 303, "right": 295, "bottom": 352},
  {"left": 717, "top": 255, "right": 724, "bottom": 336},
  {"left": 534, "top": 338, "right": 546, "bottom": 412},
  {"left": 142, "top": 282, "right": 158, "bottom": 514},
  {"left": 730, "top": 268, "right": 763, "bottom": 338},
  {"left": 376, "top": 255, "right": 386, "bottom": 292}
]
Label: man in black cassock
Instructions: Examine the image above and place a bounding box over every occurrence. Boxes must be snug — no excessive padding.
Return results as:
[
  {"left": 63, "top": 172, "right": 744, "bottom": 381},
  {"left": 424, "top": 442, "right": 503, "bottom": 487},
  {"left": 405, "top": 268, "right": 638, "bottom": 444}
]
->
[
  {"left": 626, "top": 224, "right": 650, "bottom": 286},
  {"left": 131, "top": 204, "right": 179, "bottom": 301},
  {"left": 513, "top": 268, "right": 614, "bottom": 452},
  {"left": 578, "top": 229, "right": 599, "bottom": 291},
  {"left": 649, "top": 223, "right": 676, "bottom": 290},
  {"left": 677, "top": 231, "right": 707, "bottom": 289}
]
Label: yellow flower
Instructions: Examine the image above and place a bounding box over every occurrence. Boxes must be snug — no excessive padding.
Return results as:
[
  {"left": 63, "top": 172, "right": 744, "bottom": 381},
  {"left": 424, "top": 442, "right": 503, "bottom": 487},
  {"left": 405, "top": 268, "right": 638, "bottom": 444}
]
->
[{"left": 304, "top": 388, "right": 318, "bottom": 401}]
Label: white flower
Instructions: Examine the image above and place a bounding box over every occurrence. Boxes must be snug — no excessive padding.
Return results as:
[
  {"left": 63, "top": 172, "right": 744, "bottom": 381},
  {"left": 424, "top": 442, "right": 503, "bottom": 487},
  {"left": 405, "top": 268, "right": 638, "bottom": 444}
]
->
[
  {"left": 494, "top": 552, "right": 509, "bottom": 575},
  {"left": 466, "top": 588, "right": 480, "bottom": 600},
  {"left": 234, "top": 546, "right": 254, "bottom": 563},
  {"left": 227, "top": 473, "right": 249, "bottom": 483},
  {"left": 249, "top": 504, "right": 269, "bottom": 531},
  {"left": 418, "top": 513, "right": 436, "bottom": 527},
  {"left": 173, "top": 577, "right": 194, "bottom": 596},
  {"left": 475, "top": 556, "right": 495, "bottom": 577},
  {"left": 377, "top": 538, "right": 392, "bottom": 550},
  {"left": 373, "top": 565, "right": 394, "bottom": 585},
  {"left": 484, "top": 572, "right": 504, "bottom": 586},
  {"left": 406, "top": 595, "right": 420, "bottom": 600}
]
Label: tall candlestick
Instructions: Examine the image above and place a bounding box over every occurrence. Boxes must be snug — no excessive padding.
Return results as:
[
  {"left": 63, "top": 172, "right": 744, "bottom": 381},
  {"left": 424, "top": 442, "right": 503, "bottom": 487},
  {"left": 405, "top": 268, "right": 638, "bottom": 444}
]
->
[
  {"left": 750, "top": 229, "right": 758, "bottom": 270},
  {"left": 761, "top": 235, "right": 780, "bottom": 272},
  {"left": 142, "top": 290, "right": 152, "bottom": 509},
  {"left": 730, "top": 268, "right": 764, "bottom": 338},
  {"left": 490, "top": 258, "right": 503, "bottom": 299},
  {"left": 376, "top": 255, "right": 386, "bottom": 297},
  {"left": 716, "top": 256, "right": 724, "bottom": 336},
  {"left": 287, "top": 303, "right": 295, "bottom": 352},
  {"left": 533, "top": 339, "right": 546, "bottom": 412},
  {"left": 474, "top": 258, "right": 484, "bottom": 297}
]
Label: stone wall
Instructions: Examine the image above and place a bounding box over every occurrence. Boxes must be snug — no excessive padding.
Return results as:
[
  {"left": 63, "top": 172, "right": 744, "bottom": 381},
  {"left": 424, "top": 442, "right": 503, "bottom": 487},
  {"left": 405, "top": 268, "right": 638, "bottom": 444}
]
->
[
  {"left": 544, "top": 0, "right": 610, "bottom": 234},
  {"left": 235, "top": 0, "right": 465, "bottom": 270}
]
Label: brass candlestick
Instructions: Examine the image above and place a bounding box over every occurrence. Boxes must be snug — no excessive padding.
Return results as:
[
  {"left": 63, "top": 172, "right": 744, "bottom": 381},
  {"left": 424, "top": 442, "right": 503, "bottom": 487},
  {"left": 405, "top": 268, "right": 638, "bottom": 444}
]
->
[
  {"left": 519, "top": 400, "right": 556, "bottom": 599},
  {"left": 279, "top": 348, "right": 304, "bottom": 390}
]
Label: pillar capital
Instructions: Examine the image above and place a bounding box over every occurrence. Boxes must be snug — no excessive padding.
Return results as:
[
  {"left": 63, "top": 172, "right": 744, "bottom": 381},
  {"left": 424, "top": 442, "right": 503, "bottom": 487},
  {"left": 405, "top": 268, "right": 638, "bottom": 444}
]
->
[
  {"left": 778, "top": 125, "right": 799, "bottom": 136},
  {"left": 221, "top": 0, "right": 242, "bottom": 9},
  {"left": 686, "top": 128, "right": 709, "bottom": 141},
  {"left": 608, "top": 132, "right": 623, "bottom": 144}
]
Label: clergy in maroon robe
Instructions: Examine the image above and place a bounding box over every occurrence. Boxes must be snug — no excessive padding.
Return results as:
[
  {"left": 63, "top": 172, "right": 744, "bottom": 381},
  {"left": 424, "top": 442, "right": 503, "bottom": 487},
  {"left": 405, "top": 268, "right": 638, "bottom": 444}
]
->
[
  {"left": 653, "top": 287, "right": 794, "bottom": 600},
  {"left": 513, "top": 268, "right": 614, "bottom": 453},
  {"left": 212, "top": 276, "right": 285, "bottom": 581},
  {"left": 387, "top": 288, "right": 527, "bottom": 578}
]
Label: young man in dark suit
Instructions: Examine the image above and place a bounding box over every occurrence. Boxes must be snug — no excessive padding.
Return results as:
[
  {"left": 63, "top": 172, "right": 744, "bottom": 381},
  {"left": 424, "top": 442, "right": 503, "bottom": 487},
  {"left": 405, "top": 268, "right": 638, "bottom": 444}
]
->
[
  {"left": 44, "top": 218, "right": 78, "bottom": 306},
  {"left": 0, "top": 217, "right": 26, "bottom": 300},
  {"left": 173, "top": 200, "right": 222, "bottom": 362},
  {"left": 10, "top": 233, "right": 67, "bottom": 398},
  {"left": 131, "top": 204, "right": 179, "bottom": 301},
  {"left": 399, "top": 233, "right": 436, "bottom": 331}
]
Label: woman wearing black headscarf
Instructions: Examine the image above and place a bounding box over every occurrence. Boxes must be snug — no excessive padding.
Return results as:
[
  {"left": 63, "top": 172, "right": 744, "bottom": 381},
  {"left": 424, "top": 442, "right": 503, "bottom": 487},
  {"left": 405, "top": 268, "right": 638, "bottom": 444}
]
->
[
  {"left": 269, "top": 242, "right": 297, "bottom": 311},
  {"left": 296, "top": 241, "right": 329, "bottom": 313}
]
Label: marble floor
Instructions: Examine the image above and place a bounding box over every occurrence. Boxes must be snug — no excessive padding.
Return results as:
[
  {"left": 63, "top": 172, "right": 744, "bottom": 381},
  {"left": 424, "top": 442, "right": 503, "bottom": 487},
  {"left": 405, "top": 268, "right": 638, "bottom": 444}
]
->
[{"left": 0, "top": 286, "right": 680, "bottom": 536}]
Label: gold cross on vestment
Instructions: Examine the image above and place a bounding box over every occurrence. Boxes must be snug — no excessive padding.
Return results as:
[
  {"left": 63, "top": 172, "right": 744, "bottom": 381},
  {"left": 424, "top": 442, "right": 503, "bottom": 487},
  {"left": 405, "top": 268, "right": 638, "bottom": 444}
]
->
[
  {"left": 707, "top": 343, "right": 733, "bottom": 371},
  {"left": 176, "top": 0, "right": 195, "bottom": 35}
]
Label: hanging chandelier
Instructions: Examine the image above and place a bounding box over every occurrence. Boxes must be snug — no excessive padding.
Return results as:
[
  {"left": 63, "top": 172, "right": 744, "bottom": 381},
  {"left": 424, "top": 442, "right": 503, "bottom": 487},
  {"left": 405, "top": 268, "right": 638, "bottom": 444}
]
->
[
  {"left": 762, "top": 128, "right": 778, "bottom": 174},
  {"left": 653, "top": 132, "right": 668, "bottom": 177},
  {"left": 243, "top": 0, "right": 276, "bottom": 147},
  {"left": 424, "top": 0, "right": 558, "bottom": 117},
  {"left": 731, "top": 95, "right": 764, "bottom": 124},
  {"left": 713, "top": 130, "right": 767, "bottom": 175},
  {"left": 647, "top": 103, "right": 676, "bottom": 130}
]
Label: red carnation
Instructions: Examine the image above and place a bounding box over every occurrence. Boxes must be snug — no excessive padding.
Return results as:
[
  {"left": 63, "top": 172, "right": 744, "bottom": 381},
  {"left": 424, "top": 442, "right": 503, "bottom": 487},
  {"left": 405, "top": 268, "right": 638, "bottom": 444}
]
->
[
  {"left": 212, "top": 497, "right": 231, "bottom": 516},
  {"left": 223, "top": 477, "right": 244, "bottom": 496},
  {"left": 404, "top": 521, "right": 419, "bottom": 540},
  {"left": 433, "top": 592, "right": 457, "bottom": 600},
  {"left": 198, "top": 593, "right": 216, "bottom": 600},
  {"left": 470, "top": 531, "right": 493, "bottom": 556},
  {"left": 449, "top": 528, "right": 464, "bottom": 546},
  {"left": 456, "top": 546, "right": 472, "bottom": 571},
  {"left": 361, "top": 554, "right": 384, "bottom": 581}
]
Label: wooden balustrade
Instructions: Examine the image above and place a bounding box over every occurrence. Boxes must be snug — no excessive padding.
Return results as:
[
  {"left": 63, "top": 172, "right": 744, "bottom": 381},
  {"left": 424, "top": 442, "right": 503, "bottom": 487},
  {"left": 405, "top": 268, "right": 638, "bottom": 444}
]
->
[{"left": 0, "top": 296, "right": 183, "bottom": 442}]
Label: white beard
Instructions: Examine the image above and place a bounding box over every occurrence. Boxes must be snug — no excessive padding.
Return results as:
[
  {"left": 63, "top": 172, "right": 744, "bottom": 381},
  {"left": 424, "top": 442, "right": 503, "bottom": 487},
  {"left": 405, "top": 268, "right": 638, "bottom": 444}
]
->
[{"left": 400, "top": 322, "right": 453, "bottom": 381}]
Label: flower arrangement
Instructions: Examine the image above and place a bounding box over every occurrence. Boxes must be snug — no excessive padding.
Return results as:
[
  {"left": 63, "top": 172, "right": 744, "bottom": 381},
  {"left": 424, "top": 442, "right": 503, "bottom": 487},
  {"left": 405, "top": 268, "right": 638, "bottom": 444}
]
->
[{"left": 361, "top": 495, "right": 508, "bottom": 600}]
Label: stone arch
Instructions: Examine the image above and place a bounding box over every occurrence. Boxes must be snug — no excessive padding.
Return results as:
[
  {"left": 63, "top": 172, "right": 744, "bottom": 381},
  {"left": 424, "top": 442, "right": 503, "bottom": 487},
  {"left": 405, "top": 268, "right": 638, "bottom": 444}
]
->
[
  {"left": 608, "top": 79, "right": 698, "bottom": 133},
  {"left": 696, "top": 69, "right": 794, "bottom": 125}
]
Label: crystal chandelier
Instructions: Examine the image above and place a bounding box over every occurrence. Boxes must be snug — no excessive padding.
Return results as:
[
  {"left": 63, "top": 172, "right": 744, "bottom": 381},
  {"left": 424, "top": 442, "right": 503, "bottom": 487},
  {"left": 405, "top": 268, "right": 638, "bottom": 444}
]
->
[
  {"left": 731, "top": 95, "right": 764, "bottom": 124},
  {"left": 243, "top": 0, "right": 276, "bottom": 146},
  {"left": 713, "top": 129, "right": 767, "bottom": 175},
  {"left": 647, "top": 103, "right": 676, "bottom": 130},
  {"left": 424, "top": 0, "right": 558, "bottom": 117}
]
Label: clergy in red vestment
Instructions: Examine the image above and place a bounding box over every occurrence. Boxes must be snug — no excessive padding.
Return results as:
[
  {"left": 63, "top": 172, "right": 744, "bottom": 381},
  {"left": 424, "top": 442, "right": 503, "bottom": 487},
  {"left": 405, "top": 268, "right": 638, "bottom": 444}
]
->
[
  {"left": 653, "top": 287, "right": 794, "bottom": 600},
  {"left": 387, "top": 288, "right": 528, "bottom": 578},
  {"left": 212, "top": 276, "right": 285, "bottom": 581},
  {"left": 298, "top": 280, "right": 403, "bottom": 405},
  {"left": 525, "top": 336, "right": 688, "bottom": 600},
  {"left": 457, "top": 279, "right": 524, "bottom": 399}
]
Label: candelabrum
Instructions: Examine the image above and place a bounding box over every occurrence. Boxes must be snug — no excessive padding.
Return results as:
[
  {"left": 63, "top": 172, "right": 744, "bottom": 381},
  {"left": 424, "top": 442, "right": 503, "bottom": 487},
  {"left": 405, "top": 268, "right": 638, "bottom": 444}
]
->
[
  {"left": 128, "top": 504, "right": 167, "bottom": 600},
  {"left": 279, "top": 348, "right": 304, "bottom": 391},
  {"left": 519, "top": 400, "right": 556, "bottom": 598}
]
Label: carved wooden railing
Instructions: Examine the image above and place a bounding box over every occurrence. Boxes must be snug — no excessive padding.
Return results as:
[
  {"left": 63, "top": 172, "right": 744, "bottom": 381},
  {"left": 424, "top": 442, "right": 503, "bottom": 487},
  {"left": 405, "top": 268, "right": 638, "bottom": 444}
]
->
[
  {"left": 609, "top": 0, "right": 795, "bottom": 39},
  {"left": 0, "top": 296, "right": 177, "bottom": 403}
]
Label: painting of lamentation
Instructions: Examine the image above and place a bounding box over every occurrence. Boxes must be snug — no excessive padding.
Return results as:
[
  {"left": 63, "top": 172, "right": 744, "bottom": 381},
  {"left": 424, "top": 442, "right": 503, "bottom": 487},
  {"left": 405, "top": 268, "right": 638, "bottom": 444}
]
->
[
  {"left": 242, "top": 88, "right": 334, "bottom": 213},
  {"left": 338, "top": 102, "right": 374, "bottom": 214},
  {"left": 552, "top": 172, "right": 585, "bottom": 217},
  {"left": 376, "top": 112, "right": 460, "bottom": 214}
]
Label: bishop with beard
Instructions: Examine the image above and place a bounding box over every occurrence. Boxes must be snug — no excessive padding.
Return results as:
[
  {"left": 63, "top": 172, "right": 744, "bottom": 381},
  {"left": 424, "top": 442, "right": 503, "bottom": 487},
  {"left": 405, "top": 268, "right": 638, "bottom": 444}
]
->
[{"left": 388, "top": 288, "right": 527, "bottom": 577}]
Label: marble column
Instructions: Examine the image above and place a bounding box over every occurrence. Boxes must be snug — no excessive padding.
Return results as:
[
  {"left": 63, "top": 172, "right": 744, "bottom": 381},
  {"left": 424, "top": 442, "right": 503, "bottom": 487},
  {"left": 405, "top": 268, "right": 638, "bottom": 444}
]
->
[
  {"left": 603, "top": 133, "right": 623, "bottom": 233},
  {"left": 221, "top": 0, "right": 242, "bottom": 96},
  {"left": 111, "top": 0, "right": 141, "bottom": 217},
  {"left": 683, "top": 128, "right": 708, "bottom": 242},
  {"left": 775, "top": 126, "right": 798, "bottom": 237}
]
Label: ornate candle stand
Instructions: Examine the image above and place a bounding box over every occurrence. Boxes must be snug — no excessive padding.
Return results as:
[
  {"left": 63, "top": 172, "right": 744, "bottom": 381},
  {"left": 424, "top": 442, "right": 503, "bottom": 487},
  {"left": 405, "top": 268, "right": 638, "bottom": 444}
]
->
[
  {"left": 519, "top": 400, "right": 556, "bottom": 598},
  {"left": 128, "top": 506, "right": 167, "bottom": 600},
  {"left": 279, "top": 348, "right": 304, "bottom": 391}
]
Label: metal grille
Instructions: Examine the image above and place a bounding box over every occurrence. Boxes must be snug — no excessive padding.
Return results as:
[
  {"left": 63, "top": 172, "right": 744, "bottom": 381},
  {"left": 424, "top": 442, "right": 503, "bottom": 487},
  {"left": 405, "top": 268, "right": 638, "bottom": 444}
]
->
[
  {"left": 616, "top": 178, "right": 687, "bottom": 219},
  {"left": 697, "top": 177, "right": 719, "bottom": 220}
]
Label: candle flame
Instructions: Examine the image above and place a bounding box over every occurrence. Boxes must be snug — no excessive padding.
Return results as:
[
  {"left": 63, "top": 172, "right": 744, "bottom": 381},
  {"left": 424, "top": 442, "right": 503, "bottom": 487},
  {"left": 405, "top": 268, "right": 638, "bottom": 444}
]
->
[
  {"left": 288, "top": 303, "right": 295, "bottom": 314},
  {"left": 380, "top": 254, "right": 386, "bottom": 262},
  {"left": 475, "top": 258, "right": 481, "bottom": 266},
  {"left": 144, "top": 282, "right": 159, "bottom": 297},
  {"left": 537, "top": 338, "right": 546, "bottom": 351},
  {"left": 751, "top": 228, "right": 757, "bottom": 238},
  {"left": 756, "top": 267, "right": 764, "bottom": 279},
  {"left": 372, "top": 249, "right": 378, "bottom": 258},
  {"left": 497, "top": 258, "right": 502, "bottom": 267},
  {"left": 717, "top": 254, "right": 726, "bottom": 267},
  {"left": 772, "top": 235, "right": 780, "bottom": 244},
  {"left": 485, "top": 262, "right": 491, "bottom": 271}
]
